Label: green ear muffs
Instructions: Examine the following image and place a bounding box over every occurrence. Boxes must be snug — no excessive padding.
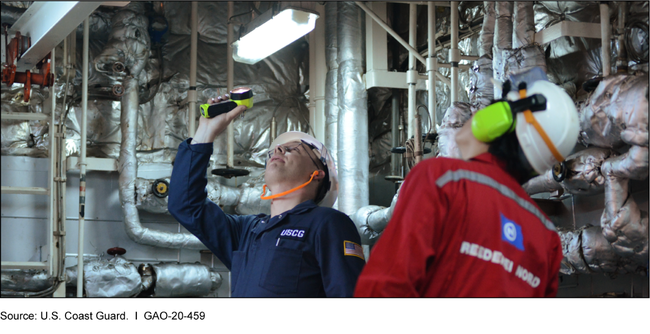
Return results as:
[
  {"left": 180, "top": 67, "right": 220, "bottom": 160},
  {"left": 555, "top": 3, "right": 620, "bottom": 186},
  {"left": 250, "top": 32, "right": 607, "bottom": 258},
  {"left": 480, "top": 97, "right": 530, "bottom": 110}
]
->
[
  {"left": 471, "top": 94, "right": 548, "bottom": 143},
  {"left": 471, "top": 101, "right": 515, "bottom": 143}
]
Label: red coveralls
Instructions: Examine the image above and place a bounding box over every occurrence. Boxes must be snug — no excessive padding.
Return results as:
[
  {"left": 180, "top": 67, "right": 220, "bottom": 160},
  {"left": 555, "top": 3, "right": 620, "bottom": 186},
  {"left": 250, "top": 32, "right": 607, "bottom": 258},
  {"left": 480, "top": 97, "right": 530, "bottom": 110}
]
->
[{"left": 354, "top": 153, "right": 563, "bottom": 297}]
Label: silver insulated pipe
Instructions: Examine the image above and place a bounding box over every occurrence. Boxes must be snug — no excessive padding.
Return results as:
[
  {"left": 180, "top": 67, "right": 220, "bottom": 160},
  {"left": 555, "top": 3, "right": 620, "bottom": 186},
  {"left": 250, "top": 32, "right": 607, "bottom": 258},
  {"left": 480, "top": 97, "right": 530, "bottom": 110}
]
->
[
  {"left": 470, "top": 2, "right": 495, "bottom": 111},
  {"left": 352, "top": 186, "right": 401, "bottom": 246},
  {"left": 94, "top": 3, "right": 205, "bottom": 249},
  {"left": 336, "top": 2, "right": 369, "bottom": 215}
]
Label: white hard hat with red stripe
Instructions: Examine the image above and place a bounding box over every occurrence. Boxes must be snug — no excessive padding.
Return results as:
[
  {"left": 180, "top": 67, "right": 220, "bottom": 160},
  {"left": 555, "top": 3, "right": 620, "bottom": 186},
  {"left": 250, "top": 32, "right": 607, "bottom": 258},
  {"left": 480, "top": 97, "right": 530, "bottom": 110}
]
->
[{"left": 268, "top": 131, "right": 338, "bottom": 208}]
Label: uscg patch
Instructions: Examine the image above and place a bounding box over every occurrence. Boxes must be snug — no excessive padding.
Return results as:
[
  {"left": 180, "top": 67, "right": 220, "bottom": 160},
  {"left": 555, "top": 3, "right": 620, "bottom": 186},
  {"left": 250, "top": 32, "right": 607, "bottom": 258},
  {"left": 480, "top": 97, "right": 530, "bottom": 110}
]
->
[
  {"left": 344, "top": 240, "right": 365, "bottom": 260},
  {"left": 501, "top": 214, "right": 524, "bottom": 251},
  {"left": 278, "top": 228, "right": 308, "bottom": 241}
]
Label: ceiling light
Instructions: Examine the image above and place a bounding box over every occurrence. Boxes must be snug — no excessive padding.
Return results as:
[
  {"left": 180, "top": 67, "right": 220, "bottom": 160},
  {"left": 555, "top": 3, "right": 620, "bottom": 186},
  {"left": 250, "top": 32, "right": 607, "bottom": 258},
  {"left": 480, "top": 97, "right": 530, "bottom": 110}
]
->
[{"left": 232, "top": 6, "right": 319, "bottom": 65}]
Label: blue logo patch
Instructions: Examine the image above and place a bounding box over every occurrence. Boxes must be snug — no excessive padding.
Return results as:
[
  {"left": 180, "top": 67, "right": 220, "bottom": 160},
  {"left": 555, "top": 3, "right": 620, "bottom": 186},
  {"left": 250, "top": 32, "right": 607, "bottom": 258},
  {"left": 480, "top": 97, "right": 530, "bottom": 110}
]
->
[{"left": 501, "top": 214, "right": 524, "bottom": 251}]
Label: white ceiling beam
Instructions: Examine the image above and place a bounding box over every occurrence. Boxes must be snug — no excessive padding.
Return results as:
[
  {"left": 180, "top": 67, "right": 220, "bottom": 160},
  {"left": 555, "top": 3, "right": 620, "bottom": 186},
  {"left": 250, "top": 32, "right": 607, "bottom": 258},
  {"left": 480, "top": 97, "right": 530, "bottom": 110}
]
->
[{"left": 9, "top": 1, "right": 102, "bottom": 71}]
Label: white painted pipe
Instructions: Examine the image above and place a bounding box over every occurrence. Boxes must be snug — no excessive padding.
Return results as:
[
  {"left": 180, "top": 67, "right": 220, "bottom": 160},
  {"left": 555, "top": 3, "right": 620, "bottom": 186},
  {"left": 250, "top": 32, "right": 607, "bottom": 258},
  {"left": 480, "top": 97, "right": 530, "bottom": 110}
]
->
[
  {"left": 188, "top": 2, "right": 198, "bottom": 136},
  {"left": 355, "top": 1, "right": 426, "bottom": 66},
  {"left": 48, "top": 46, "right": 57, "bottom": 278},
  {"left": 600, "top": 3, "right": 611, "bottom": 77},
  {"left": 450, "top": 1, "right": 459, "bottom": 103},
  {"left": 427, "top": 2, "right": 437, "bottom": 133},
  {"left": 407, "top": 3, "right": 417, "bottom": 140},
  {"left": 227, "top": 1, "right": 234, "bottom": 168},
  {"left": 77, "top": 17, "right": 89, "bottom": 298}
]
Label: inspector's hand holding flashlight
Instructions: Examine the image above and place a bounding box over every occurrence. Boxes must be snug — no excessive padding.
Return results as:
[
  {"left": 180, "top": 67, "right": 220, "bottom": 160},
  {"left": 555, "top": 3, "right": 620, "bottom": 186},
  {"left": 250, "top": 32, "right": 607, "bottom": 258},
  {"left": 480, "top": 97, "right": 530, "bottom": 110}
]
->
[{"left": 191, "top": 94, "right": 247, "bottom": 145}]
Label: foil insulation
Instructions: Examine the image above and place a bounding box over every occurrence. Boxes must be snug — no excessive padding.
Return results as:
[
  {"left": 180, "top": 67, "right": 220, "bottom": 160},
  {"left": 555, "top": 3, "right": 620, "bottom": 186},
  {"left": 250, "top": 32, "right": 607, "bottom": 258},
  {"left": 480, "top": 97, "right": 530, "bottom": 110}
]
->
[
  {"left": 436, "top": 102, "right": 472, "bottom": 158},
  {"left": 534, "top": 2, "right": 603, "bottom": 60},
  {"left": 1, "top": 86, "right": 51, "bottom": 157},
  {"left": 336, "top": 2, "right": 369, "bottom": 215},
  {"left": 522, "top": 168, "right": 564, "bottom": 195},
  {"left": 65, "top": 257, "right": 142, "bottom": 297},
  {"left": 93, "top": 4, "right": 203, "bottom": 250},
  {"left": 512, "top": 2, "right": 535, "bottom": 49},
  {"left": 1, "top": 270, "right": 54, "bottom": 292},
  {"left": 478, "top": 1, "right": 495, "bottom": 58},
  {"left": 149, "top": 263, "right": 222, "bottom": 297},
  {"left": 136, "top": 175, "right": 270, "bottom": 216},
  {"left": 470, "top": 2, "right": 495, "bottom": 111},
  {"left": 579, "top": 73, "right": 649, "bottom": 150},
  {"left": 558, "top": 225, "right": 625, "bottom": 275},
  {"left": 351, "top": 186, "right": 400, "bottom": 246},
  {"left": 62, "top": 260, "right": 221, "bottom": 297},
  {"left": 601, "top": 175, "right": 649, "bottom": 269},
  {"left": 492, "top": 1, "right": 513, "bottom": 98},
  {"left": 523, "top": 147, "right": 616, "bottom": 195}
]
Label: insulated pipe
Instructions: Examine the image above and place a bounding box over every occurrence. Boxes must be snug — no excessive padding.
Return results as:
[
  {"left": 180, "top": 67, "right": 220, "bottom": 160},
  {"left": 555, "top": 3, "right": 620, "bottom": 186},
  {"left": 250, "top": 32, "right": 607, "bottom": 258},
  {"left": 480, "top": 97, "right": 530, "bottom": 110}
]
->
[
  {"left": 407, "top": 3, "right": 417, "bottom": 139},
  {"left": 493, "top": 2, "right": 513, "bottom": 99},
  {"left": 450, "top": 2, "right": 460, "bottom": 103},
  {"left": 77, "top": 17, "right": 89, "bottom": 298},
  {"left": 227, "top": 1, "right": 234, "bottom": 168},
  {"left": 512, "top": 2, "right": 535, "bottom": 49},
  {"left": 427, "top": 2, "right": 437, "bottom": 134},
  {"left": 120, "top": 77, "right": 205, "bottom": 250},
  {"left": 49, "top": 46, "right": 57, "bottom": 277},
  {"left": 600, "top": 3, "right": 611, "bottom": 77},
  {"left": 324, "top": 2, "right": 339, "bottom": 182},
  {"left": 336, "top": 2, "right": 368, "bottom": 216},
  {"left": 188, "top": 2, "right": 198, "bottom": 136},
  {"left": 351, "top": 188, "right": 401, "bottom": 246},
  {"left": 615, "top": 2, "right": 627, "bottom": 73}
]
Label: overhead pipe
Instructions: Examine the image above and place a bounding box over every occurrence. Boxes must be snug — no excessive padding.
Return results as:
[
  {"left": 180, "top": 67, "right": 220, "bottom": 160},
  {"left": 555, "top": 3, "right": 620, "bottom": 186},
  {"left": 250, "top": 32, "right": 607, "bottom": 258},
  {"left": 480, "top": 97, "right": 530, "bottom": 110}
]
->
[
  {"left": 450, "top": 1, "right": 460, "bottom": 103},
  {"left": 188, "top": 2, "right": 198, "bottom": 136},
  {"left": 600, "top": 3, "right": 611, "bottom": 77},
  {"left": 336, "top": 2, "right": 368, "bottom": 215},
  {"left": 407, "top": 3, "right": 417, "bottom": 139},
  {"left": 77, "top": 17, "right": 89, "bottom": 298}
]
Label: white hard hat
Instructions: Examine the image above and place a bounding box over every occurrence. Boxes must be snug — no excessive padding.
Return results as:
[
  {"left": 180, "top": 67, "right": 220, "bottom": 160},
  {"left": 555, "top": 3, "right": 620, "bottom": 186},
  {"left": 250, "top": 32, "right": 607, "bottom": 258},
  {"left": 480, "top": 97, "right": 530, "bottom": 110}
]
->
[
  {"left": 515, "top": 80, "right": 580, "bottom": 175},
  {"left": 269, "top": 131, "right": 338, "bottom": 208}
]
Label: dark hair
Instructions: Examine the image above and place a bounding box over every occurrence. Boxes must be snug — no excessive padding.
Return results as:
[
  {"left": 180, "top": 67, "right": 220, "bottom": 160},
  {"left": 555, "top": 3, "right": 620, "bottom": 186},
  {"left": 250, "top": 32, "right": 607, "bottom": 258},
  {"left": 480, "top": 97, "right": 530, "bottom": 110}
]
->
[{"left": 488, "top": 131, "right": 538, "bottom": 185}]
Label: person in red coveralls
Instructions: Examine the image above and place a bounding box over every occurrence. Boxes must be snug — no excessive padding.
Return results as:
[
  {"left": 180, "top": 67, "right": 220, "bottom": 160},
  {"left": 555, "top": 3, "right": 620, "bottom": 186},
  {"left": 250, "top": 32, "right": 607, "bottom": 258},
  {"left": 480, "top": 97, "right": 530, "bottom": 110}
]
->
[{"left": 354, "top": 78, "right": 580, "bottom": 297}]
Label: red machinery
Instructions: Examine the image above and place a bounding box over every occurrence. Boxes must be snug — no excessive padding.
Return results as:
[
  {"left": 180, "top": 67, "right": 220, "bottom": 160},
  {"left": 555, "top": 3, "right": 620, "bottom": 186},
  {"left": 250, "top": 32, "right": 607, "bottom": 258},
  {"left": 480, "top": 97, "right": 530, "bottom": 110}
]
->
[{"left": 2, "top": 26, "right": 54, "bottom": 102}]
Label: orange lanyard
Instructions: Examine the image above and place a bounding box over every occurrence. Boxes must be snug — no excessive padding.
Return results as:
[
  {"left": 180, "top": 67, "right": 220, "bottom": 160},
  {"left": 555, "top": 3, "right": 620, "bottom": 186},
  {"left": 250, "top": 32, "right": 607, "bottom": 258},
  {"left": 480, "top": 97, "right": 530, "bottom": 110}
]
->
[{"left": 260, "top": 171, "right": 320, "bottom": 200}]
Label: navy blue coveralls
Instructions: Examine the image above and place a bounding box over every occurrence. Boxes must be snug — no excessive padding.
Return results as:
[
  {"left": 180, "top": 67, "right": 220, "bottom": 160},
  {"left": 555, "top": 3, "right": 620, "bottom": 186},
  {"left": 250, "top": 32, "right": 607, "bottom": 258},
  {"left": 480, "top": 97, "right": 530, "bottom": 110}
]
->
[{"left": 168, "top": 139, "right": 365, "bottom": 297}]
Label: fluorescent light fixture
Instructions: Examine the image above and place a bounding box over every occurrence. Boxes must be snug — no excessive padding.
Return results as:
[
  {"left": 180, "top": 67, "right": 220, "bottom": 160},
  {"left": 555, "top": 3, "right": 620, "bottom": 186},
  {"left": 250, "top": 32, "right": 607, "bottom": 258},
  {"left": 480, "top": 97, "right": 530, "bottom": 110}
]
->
[{"left": 233, "top": 7, "right": 319, "bottom": 65}]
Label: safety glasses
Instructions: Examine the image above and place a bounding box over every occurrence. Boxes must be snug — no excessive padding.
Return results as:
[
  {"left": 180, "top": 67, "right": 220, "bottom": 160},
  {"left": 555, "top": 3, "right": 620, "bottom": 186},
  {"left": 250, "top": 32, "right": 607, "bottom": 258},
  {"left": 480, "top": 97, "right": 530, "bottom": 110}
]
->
[{"left": 267, "top": 140, "right": 327, "bottom": 170}]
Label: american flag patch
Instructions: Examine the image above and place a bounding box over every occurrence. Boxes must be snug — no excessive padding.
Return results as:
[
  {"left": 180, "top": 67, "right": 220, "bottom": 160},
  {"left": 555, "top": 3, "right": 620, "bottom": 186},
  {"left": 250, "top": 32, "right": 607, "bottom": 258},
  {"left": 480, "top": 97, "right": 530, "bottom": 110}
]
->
[{"left": 344, "top": 240, "right": 365, "bottom": 260}]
